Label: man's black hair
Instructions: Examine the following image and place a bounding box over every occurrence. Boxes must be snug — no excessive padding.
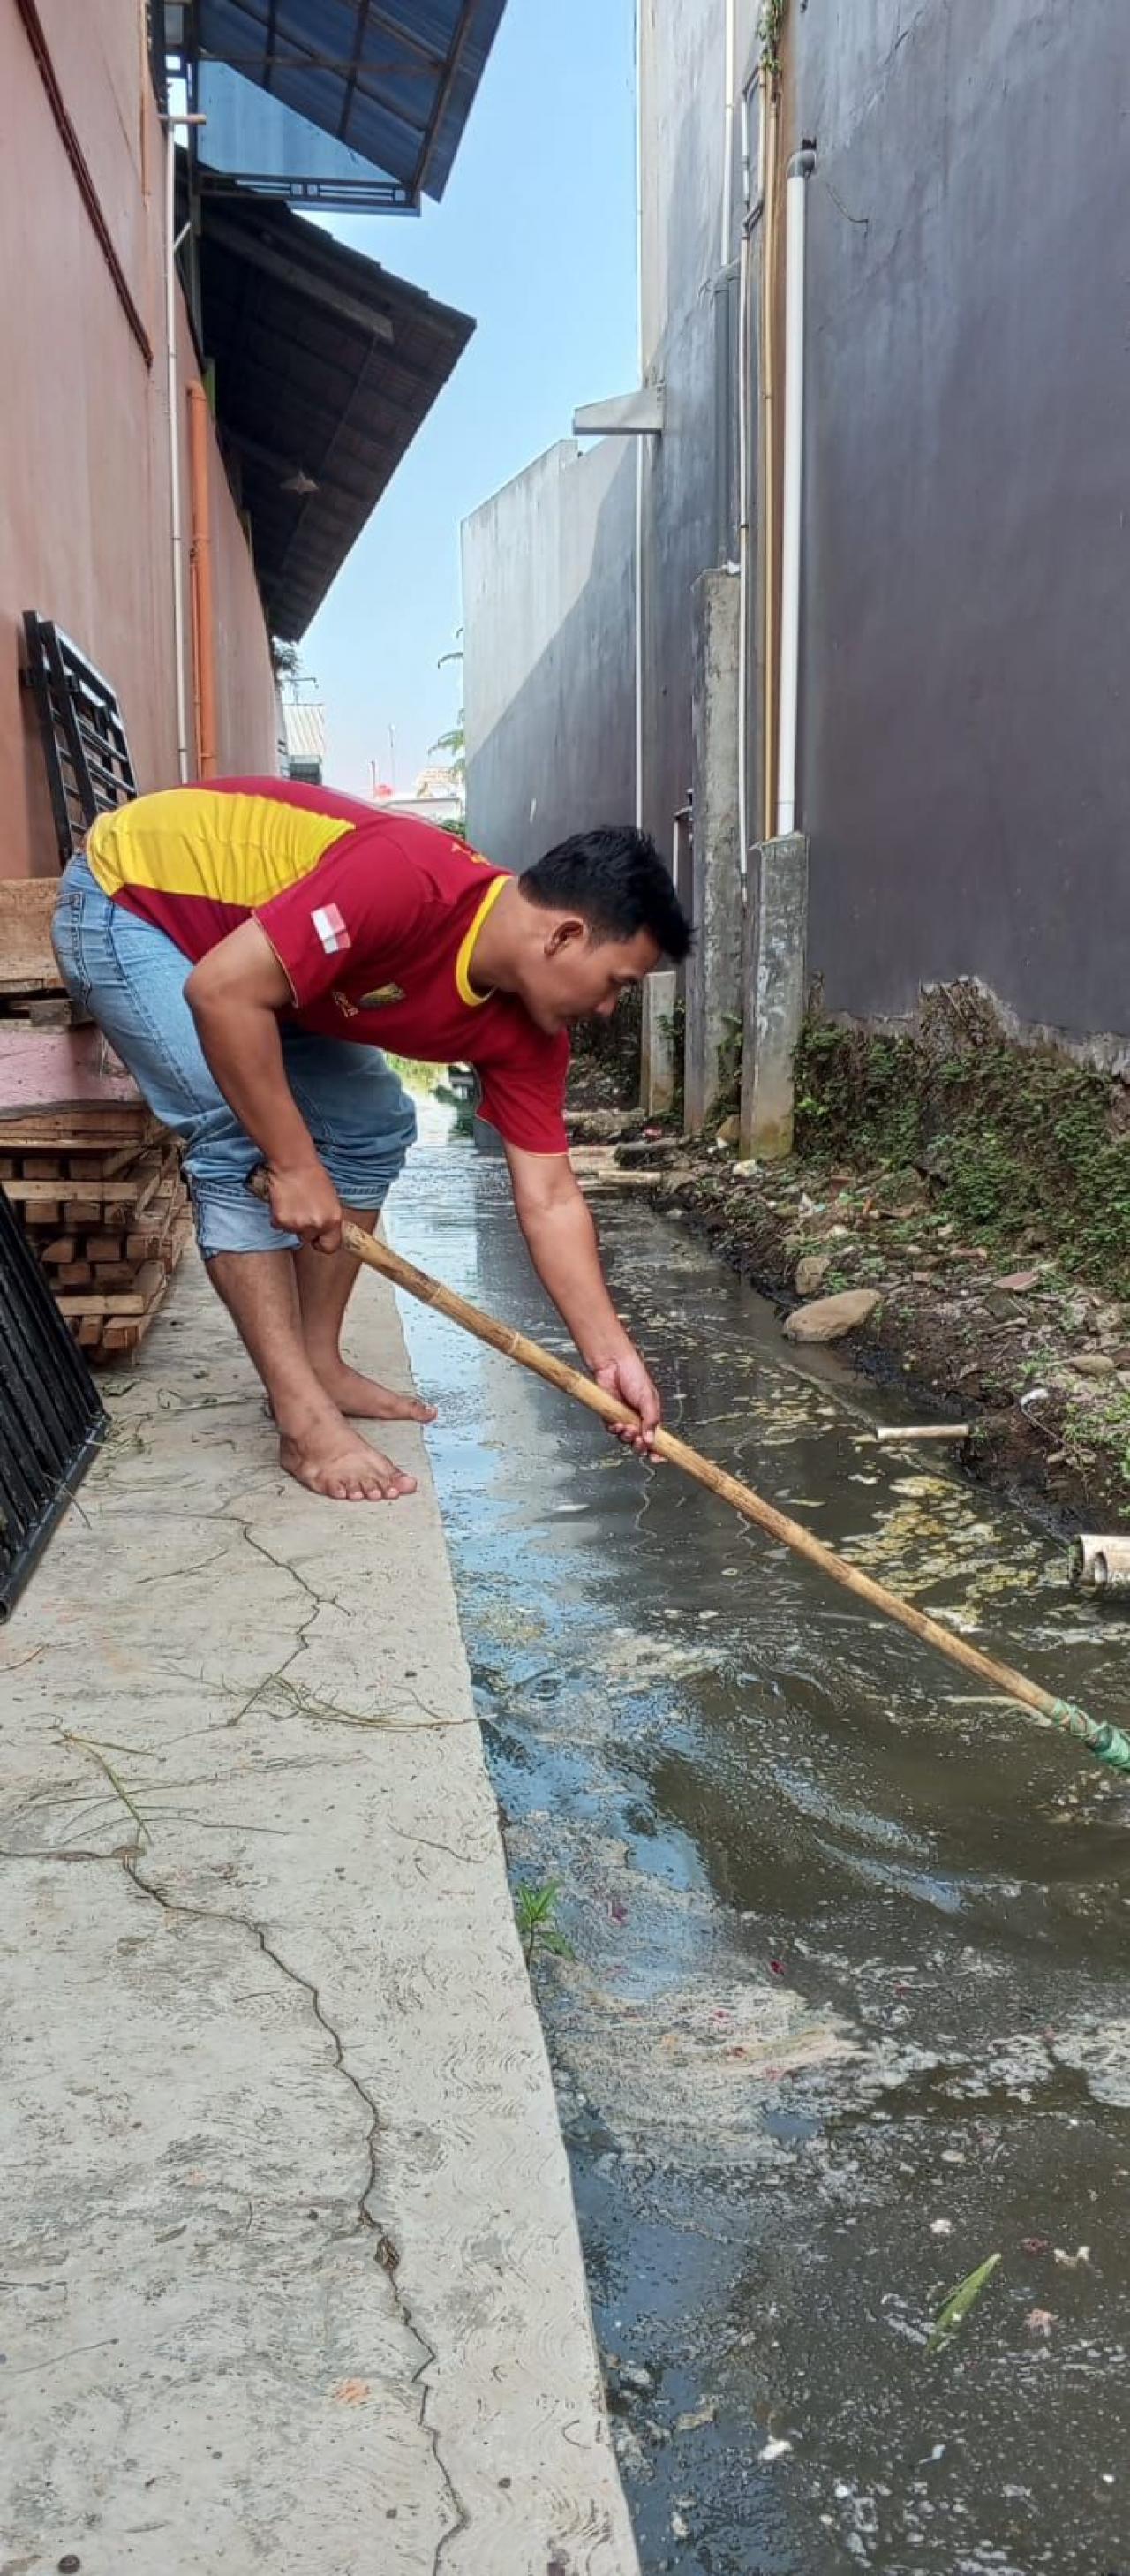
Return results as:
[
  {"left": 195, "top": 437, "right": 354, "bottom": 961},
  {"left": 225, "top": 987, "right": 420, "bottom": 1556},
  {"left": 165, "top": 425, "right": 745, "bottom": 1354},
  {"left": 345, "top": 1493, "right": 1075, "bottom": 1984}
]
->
[{"left": 520, "top": 826, "right": 692, "bottom": 963}]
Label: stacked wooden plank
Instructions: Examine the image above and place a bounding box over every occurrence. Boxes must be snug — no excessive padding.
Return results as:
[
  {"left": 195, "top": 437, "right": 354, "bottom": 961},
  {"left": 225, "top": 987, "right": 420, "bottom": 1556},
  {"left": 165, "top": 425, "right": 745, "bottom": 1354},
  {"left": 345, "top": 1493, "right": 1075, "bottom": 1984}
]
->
[
  {"left": 0, "top": 880, "right": 80, "bottom": 1028},
  {"left": 0, "top": 1029, "right": 189, "bottom": 1362}
]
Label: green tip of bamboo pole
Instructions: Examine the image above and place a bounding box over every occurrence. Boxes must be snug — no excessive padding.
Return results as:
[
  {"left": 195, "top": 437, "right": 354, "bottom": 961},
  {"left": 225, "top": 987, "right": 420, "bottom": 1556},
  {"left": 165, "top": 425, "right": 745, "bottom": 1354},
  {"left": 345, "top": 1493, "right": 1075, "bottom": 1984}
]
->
[{"left": 1050, "top": 1703, "right": 1130, "bottom": 1774}]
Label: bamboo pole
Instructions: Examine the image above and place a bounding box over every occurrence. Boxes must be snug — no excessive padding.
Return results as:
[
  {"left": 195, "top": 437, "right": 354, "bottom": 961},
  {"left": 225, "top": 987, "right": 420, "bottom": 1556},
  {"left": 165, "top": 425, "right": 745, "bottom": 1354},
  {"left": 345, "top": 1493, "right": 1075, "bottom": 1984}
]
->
[
  {"left": 343, "top": 1220, "right": 1130, "bottom": 1777},
  {"left": 874, "top": 1424, "right": 971, "bottom": 1446}
]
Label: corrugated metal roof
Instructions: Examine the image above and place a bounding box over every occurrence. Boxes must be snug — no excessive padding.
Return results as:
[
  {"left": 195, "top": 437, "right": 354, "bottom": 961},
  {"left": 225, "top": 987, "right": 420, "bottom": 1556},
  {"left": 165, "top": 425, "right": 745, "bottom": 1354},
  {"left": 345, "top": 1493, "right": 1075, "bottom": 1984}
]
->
[
  {"left": 200, "top": 193, "right": 473, "bottom": 638},
  {"left": 195, "top": 0, "right": 508, "bottom": 203}
]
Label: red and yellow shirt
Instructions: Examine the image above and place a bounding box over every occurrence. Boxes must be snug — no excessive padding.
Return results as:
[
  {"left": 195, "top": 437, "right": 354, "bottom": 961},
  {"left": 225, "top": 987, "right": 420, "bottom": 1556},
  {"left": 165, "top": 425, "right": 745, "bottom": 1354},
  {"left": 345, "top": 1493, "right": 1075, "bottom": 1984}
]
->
[{"left": 87, "top": 777, "right": 569, "bottom": 1154}]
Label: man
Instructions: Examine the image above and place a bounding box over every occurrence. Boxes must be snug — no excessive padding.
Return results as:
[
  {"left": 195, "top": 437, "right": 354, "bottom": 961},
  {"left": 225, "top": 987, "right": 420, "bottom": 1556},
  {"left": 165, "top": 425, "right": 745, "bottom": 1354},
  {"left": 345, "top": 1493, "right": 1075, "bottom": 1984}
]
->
[{"left": 53, "top": 776, "right": 691, "bottom": 1504}]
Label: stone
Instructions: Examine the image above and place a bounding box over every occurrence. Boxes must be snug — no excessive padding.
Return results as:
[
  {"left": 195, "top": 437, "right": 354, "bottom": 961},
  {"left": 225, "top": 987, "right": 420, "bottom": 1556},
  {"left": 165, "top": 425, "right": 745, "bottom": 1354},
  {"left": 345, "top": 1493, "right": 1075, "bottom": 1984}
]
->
[
  {"left": 732, "top": 1158, "right": 758, "bottom": 1179},
  {"left": 783, "top": 1289, "right": 881, "bottom": 1343},
  {"left": 717, "top": 1114, "right": 741, "bottom": 1146},
  {"left": 795, "top": 1253, "right": 831, "bottom": 1297},
  {"left": 993, "top": 1268, "right": 1042, "bottom": 1293},
  {"left": 1068, "top": 1351, "right": 1118, "bottom": 1379}
]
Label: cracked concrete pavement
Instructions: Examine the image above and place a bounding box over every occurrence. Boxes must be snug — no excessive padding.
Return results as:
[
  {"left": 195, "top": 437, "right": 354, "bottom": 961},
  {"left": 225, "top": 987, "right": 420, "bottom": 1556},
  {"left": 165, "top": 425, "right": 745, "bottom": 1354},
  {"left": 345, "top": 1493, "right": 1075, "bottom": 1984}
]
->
[{"left": 0, "top": 1252, "right": 640, "bottom": 2575}]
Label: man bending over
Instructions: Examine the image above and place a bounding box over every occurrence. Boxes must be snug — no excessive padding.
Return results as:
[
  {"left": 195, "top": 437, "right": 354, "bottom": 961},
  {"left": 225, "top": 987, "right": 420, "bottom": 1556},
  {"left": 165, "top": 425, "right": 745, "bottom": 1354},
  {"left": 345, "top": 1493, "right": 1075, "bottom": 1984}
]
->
[{"left": 53, "top": 777, "right": 691, "bottom": 1503}]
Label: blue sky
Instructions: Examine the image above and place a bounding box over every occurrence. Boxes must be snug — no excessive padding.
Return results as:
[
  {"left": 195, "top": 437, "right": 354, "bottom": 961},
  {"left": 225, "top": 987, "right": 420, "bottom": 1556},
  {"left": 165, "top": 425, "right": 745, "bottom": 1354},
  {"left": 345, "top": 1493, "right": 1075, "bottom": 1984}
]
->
[{"left": 304, "top": 0, "right": 637, "bottom": 797}]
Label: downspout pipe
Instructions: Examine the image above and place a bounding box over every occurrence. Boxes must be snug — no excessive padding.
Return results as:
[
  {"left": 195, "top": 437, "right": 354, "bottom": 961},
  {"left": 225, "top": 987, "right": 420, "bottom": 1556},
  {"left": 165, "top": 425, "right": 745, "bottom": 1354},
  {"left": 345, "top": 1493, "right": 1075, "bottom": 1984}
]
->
[
  {"left": 162, "top": 112, "right": 206, "bottom": 784},
  {"left": 634, "top": 0, "right": 646, "bottom": 830},
  {"left": 775, "top": 145, "right": 816, "bottom": 839},
  {"left": 735, "top": 79, "right": 758, "bottom": 888},
  {"left": 720, "top": 0, "right": 737, "bottom": 269},
  {"left": 187, "top": 380, "right": 218, "bottom": 778}
]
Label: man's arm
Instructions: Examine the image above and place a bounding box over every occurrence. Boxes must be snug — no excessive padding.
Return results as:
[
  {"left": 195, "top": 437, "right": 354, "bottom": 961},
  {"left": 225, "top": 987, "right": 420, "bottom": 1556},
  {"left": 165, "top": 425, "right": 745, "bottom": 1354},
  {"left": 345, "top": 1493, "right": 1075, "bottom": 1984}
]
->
[
  {"left": 504, "top": 1142, "right": 660, "bottom": 1453},
  {"left": 185, "top": 919, "right": 343, "bottom": 1249}
]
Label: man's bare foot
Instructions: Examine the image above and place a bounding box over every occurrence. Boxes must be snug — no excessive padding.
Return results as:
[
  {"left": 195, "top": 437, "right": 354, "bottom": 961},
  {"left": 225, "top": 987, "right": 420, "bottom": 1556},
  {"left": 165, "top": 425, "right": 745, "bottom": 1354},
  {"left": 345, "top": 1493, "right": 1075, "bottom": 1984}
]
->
[
  {"left": 279, "top": 1416, "right": 418, "bottom": 1502},
  {"left": 307, "top": 1356, "right": 436, "bottom": 1426}
]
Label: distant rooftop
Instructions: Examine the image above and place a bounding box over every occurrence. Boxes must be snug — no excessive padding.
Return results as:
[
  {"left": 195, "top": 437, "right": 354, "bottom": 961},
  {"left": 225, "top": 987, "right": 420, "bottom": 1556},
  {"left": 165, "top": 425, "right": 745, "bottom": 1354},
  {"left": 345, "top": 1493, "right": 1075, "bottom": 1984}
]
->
[{"left": 281, "top": 699, "right": 327, "bottom": 767}]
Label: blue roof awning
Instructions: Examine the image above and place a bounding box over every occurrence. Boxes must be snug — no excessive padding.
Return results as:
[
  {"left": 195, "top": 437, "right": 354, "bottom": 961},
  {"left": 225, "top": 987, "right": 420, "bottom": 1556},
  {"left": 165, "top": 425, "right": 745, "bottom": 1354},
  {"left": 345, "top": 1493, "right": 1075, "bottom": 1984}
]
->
[{"left": 194, "top": 1, "right": 508, "bottom": 204}]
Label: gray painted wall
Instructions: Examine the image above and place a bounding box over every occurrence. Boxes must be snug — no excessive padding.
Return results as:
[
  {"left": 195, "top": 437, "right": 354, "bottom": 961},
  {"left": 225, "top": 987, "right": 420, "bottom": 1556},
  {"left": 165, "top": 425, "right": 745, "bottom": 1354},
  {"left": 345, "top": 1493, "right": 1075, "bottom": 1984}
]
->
[
  {"left": 463, "top": 438, "right": 637, "bottom": 868},
  {"left": 637, "top": 0, "right": 745, "bottom": 850},
  {"left": 466, "top": 0, "right": 1128, "bottom": 1047},
  {"left": 463, "top": 0, "right": 757, "bottom": 880},
  {"left": 796, "top": 0, "right": 1130, "bottom": 1042}
]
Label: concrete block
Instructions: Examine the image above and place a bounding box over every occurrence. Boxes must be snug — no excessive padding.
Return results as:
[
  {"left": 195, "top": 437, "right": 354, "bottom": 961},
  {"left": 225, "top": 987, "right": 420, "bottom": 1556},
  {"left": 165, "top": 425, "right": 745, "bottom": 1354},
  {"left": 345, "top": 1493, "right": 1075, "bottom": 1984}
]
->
[
  {"left": 740, "top": 833, "right": 809, "bottom": 1160},
  {"left": 684, "top": 570, "right": 742, "bottom": 1133},
  {"left": 640, "top": 966, "right": 678, "bottom": 1114}
]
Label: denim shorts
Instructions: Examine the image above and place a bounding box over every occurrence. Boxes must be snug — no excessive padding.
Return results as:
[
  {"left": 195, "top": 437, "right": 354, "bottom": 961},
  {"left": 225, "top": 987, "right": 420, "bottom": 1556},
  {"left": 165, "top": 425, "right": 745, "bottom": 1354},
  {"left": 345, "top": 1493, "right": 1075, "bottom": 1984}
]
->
[{"left": 51, "top": 853, "right": 418, "bottom": 1256}]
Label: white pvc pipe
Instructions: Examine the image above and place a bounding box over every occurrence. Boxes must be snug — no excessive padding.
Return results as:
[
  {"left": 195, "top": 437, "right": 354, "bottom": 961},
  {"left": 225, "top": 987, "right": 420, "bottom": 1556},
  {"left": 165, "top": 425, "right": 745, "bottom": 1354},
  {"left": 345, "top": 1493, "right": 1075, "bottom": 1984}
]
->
[
  {"left": 775, "top": 149, "right": 815, "bottom": 838},
  {"left": 736, "top": 78, "right": 767, "bottom": 880},
  {"left": 735, "top": 82, "right": 755, "bottom": 886},
  {"left": 164, "top": 117, "right": 191, "bottom": 783},
  {"left": 634, "top": 0, "right": 645, "bottom": 829},
  {"left": 736, "top": 226, "right": 750, "bottom": 881},
  {"left": 635, "top": 445, "right": 645, "bottom": 831},
  {"left": 720, "top": 0, "right": 737, "bottom": 269}
]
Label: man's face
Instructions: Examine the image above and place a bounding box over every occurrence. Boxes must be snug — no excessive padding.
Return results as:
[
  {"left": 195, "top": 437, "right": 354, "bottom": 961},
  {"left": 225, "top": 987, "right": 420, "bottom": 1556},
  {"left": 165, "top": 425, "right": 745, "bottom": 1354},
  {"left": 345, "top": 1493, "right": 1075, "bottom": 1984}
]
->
[{"left": 520, "top": 919, "right": 662, "bottom": 1035}]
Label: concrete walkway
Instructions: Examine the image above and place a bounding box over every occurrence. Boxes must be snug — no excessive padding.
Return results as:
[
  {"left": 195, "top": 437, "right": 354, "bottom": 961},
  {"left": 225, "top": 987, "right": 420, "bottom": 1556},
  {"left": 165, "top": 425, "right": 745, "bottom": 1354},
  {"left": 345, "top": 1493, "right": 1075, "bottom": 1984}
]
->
[{"left": 0, "top": 1253, "right": 639, "bottom": 2575}]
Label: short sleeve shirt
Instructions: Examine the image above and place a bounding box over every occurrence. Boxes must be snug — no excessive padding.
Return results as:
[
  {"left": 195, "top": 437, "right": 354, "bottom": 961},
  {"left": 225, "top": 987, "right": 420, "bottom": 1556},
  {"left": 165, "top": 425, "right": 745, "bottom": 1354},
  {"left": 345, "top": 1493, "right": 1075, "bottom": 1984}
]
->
[{"left": 87, "top": 777, "right": 570, "bottom": 1152}]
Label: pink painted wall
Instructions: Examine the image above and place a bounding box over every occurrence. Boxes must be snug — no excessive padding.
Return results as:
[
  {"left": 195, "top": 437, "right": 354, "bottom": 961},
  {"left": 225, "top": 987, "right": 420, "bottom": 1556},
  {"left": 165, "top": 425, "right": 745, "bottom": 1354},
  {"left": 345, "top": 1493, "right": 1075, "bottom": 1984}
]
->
[{"left": 0, "top": 0, "right": 280, "bottom": 880}]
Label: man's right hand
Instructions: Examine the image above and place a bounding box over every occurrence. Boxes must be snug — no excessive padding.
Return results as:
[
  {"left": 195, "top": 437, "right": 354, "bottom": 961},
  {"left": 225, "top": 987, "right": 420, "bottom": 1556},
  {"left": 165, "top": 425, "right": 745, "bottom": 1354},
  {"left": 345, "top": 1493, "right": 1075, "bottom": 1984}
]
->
[{"left": 266, "top": 1159, "right": 343, "bottom": 1252}]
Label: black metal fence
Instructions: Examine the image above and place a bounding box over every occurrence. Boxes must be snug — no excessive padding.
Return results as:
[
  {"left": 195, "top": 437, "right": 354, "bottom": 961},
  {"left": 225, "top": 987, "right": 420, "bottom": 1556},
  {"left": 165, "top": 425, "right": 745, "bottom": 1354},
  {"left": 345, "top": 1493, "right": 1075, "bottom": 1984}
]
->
[
  {"left": 20, "top": 612, "right": 139, "bottom": 867},
  {"left": 0, "top": 1184, "right": 107, "bottom": 1620}
]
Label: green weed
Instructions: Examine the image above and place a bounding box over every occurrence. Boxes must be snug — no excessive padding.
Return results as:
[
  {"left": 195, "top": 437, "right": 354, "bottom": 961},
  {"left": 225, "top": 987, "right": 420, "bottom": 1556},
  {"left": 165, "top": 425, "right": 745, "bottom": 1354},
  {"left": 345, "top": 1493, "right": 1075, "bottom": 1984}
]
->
[{"left": 515, "top": 1879, "right": 575, "bottom": 1967}]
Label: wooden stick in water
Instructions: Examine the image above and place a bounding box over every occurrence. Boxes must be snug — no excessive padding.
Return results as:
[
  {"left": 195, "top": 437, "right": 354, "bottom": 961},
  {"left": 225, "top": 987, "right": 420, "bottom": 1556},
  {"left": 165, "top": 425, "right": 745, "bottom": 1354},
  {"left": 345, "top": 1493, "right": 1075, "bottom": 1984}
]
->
[{"left": 343, "top": 1217, "right": 1129, "bottom": 1774}]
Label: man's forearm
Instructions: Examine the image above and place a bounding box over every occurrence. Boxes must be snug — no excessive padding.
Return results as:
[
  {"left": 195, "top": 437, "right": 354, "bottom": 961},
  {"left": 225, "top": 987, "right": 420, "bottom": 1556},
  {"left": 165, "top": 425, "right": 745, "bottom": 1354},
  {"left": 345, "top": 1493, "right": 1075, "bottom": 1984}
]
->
[
  {"left": 189, "top": 992, "right": 317, "bottom": 1175},
  {"left": 516, "top": 1190, "right": 635, "bottom": 1370}
]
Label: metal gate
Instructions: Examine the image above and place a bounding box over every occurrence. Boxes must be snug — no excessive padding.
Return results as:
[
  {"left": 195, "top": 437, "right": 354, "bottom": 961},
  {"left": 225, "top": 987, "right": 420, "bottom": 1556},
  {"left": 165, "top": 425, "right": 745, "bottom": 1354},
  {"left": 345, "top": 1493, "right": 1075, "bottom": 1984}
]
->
[
  {"left": 0, "top": 1183, "right": 107, "bottom": 1619},
  {"left": 20, "top": 611, "right": 139, "bottom": 867}
]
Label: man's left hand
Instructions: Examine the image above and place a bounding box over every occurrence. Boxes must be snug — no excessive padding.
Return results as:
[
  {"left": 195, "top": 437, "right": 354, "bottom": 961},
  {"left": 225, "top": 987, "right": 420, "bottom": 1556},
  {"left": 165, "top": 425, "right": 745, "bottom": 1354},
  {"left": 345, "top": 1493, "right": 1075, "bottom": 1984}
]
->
[{"left": 594, "top": 1348, "right": 662, "bottom": 1456}]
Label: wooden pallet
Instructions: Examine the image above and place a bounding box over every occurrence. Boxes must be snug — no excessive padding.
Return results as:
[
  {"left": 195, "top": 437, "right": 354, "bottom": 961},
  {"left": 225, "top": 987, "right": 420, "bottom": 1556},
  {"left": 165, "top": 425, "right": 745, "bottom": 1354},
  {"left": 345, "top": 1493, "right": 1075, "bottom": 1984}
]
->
[
  {"left": 0, "top": 880, "right": 64, "bottom": 996},
  {"left": 0, "top": 1081, "right": 190, "bottom": 1364},
  {"left": 68, "top": 1217, "right": 192, "bottom": 1356},
  {"left": 0, "top": 879, "right": 87, "bottom": 1027},
  {"left": 2, "top": 1146, "right": 177, "bottom": 1212}
]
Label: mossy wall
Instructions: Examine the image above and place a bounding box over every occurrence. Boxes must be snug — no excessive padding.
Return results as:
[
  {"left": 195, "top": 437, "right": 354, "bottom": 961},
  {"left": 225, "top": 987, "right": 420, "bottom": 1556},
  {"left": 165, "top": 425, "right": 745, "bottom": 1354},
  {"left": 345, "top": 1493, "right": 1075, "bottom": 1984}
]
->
[{"left": 794, "top": 1010, "right": 1130, "bottom": 1291}]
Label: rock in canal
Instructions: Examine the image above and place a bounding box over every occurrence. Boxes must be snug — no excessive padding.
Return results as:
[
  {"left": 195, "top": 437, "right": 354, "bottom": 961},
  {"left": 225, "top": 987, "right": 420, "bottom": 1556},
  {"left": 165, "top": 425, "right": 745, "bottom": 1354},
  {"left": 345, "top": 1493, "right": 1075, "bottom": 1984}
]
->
[
  {"left": 795, "top": 1252, "right": 831, "bottom": 1297},
  {"left": 783, "top": 1289, "right": 881, "bottom": 1344}
]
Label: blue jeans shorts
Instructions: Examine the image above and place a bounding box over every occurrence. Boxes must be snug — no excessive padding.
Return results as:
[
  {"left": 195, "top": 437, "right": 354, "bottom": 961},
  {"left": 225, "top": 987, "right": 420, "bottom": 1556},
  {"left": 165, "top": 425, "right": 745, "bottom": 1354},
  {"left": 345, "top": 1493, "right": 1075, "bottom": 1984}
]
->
[{"left": 51, "top": 853, "right": 418, "bottom": 1257}]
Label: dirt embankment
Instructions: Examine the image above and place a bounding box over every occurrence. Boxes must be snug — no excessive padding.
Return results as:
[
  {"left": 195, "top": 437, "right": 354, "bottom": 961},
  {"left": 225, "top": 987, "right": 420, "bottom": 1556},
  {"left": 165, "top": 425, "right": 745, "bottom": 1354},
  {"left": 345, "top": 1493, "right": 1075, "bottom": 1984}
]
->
[{"left": 569, "top": 1000, "right": 1130, "bottom": 1532}]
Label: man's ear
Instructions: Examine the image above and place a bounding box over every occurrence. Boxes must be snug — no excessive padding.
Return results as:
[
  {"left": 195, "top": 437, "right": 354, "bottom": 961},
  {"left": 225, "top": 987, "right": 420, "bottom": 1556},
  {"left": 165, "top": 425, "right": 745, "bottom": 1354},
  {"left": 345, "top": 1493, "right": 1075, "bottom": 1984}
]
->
[{"left": 544, "top": 916, "right": 587, "bottom": 958}]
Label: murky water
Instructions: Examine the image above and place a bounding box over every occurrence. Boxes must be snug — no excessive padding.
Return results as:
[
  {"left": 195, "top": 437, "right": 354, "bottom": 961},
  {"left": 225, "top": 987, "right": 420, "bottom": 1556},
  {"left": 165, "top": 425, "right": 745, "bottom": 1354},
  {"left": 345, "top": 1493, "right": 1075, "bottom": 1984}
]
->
[{"left": 393, "top": 1101, "right": 1130, "bottom": 2576}]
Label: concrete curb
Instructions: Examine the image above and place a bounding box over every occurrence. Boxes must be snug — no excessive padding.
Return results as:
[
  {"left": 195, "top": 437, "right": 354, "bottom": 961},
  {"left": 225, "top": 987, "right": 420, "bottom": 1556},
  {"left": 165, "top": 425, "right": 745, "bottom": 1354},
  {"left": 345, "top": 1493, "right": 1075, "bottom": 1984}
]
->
[{"left": 0, "top": 1253, "right": 640, "bottom": 2574}]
